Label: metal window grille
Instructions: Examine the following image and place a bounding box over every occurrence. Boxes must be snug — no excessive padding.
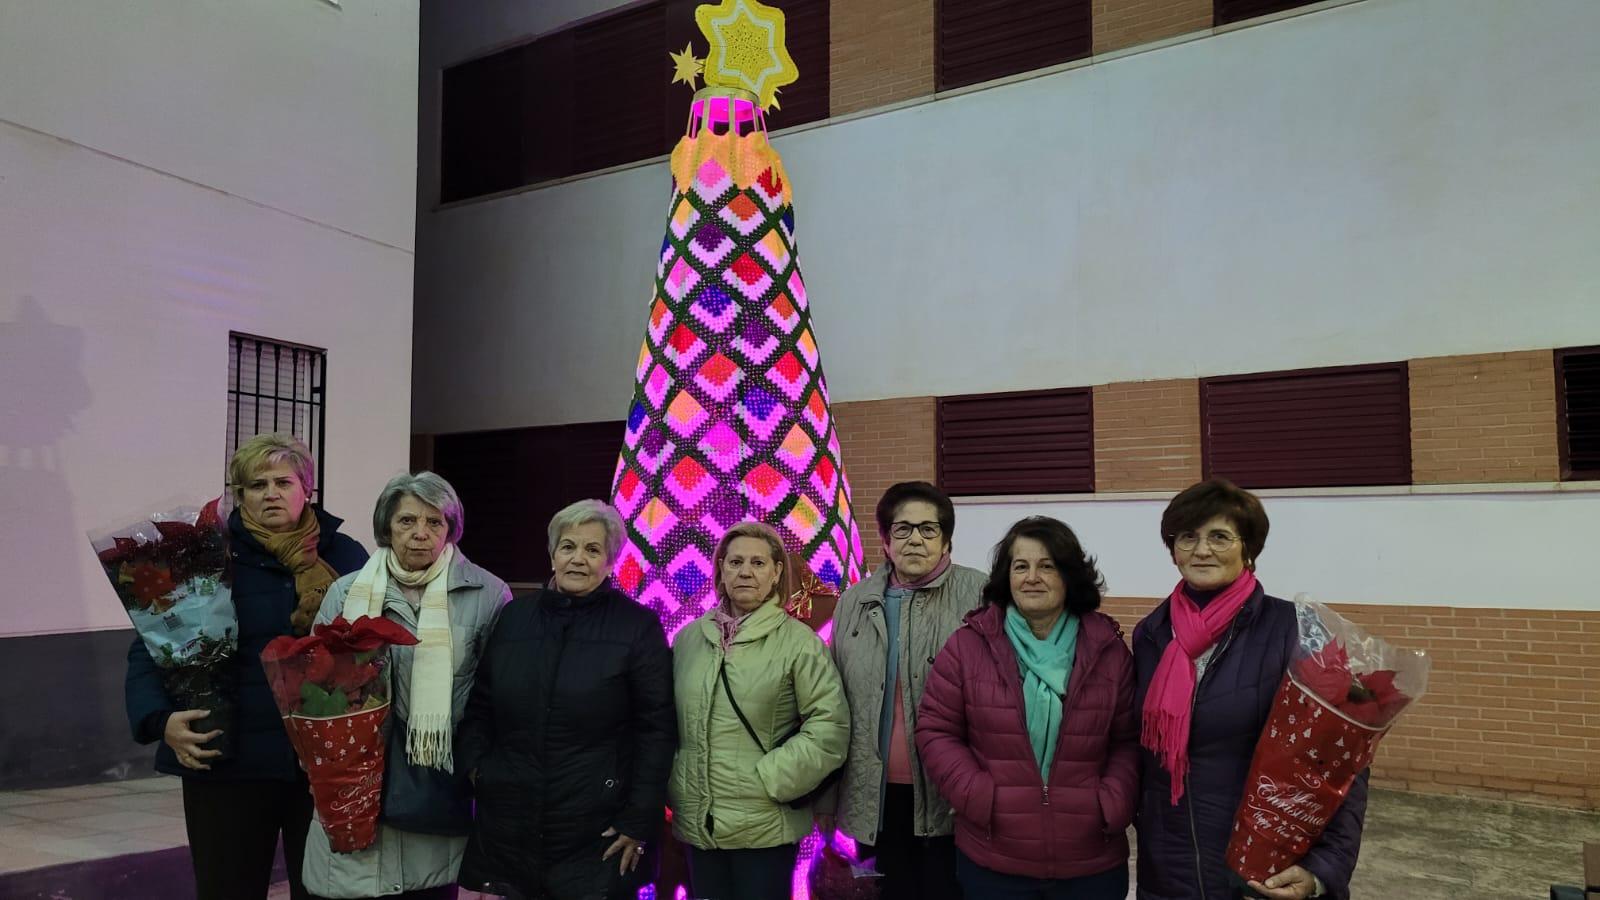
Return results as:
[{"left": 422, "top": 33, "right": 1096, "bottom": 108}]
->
[{"left": 226, "top": 333, "right": 327, "bottom": 500}]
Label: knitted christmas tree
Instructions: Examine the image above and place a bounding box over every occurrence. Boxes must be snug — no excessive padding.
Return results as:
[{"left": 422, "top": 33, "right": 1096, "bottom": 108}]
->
[{"left": 609, "top": 25, "right": 864, "bottom": 637}]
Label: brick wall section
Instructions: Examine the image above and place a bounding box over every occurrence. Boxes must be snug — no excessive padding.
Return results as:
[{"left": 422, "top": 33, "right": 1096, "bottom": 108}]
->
[
  {"left": 1093, "top": 0, "right": 1213, "bottom": 55},
  {"left": 829, "top": 0, "right": 934, "bottom": 117},
  {"left": 1093, "top": 379, "right": 1202, "bottom": 491},
  {"left": 1099, "top": 595, "right": 1600, "bottom": 810},
  {"left": 1409, "top": 350, "right": 1560, "bottom": 483},
  {"left": 833, "top": 397, "right": 938, "bottom": 571}
]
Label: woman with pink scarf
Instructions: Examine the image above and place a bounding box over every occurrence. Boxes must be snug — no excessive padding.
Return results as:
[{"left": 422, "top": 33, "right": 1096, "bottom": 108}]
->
[{"left": 1133, "top": 479, "right": 1368, "bottom": 900}]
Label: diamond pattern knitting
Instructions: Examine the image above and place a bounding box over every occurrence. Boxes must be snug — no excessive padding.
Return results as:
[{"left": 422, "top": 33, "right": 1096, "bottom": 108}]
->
[{"left": 611, "top": 129, "right": 863, "bottom": 637}]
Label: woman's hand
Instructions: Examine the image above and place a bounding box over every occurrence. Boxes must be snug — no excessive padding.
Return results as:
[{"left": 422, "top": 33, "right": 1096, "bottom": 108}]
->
[
  {"left": 163, "top": 709, "right": 223, "bottom": 771},
  {"left": 600, "top": 826, "right": 645, "bottom": 876},
  {"left": 1248, "top": 865, "right": 1319, "bottom": 899}
]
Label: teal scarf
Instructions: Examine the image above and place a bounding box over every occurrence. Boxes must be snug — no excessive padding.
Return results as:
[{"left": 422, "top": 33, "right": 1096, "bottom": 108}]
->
[{"left": 1004, "top": 605, "right": 1080, "bottom": 778}]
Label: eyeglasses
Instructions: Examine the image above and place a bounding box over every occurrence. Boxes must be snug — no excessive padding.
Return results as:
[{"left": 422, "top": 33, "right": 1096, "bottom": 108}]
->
[
  {"left": 1172, "top": 530, "right": 1240, "bottom": 552},
  {"left": 889, "top": 521, "right": 942, "bottom": 541}
]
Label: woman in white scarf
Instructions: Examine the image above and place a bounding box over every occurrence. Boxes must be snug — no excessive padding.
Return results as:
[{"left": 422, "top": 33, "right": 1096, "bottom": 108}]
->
[{"left": 301, "top": 472, "right": 512, "bottom": 900}]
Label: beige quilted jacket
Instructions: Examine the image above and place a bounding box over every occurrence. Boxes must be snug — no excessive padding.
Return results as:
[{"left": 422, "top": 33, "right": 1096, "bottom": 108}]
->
[{"left": 821, "top": 562, "right": 986, "bottom": 844}]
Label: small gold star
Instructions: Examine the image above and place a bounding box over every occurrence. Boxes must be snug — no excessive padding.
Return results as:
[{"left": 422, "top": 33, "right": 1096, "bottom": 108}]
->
[{"left": 669, "top": 43, "right": 704, "bottom": 88}]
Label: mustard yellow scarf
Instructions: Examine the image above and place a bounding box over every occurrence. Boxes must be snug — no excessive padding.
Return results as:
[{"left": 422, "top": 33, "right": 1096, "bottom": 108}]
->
[{"left": 241, "top": 506, "right": 340, "bottom": 635}]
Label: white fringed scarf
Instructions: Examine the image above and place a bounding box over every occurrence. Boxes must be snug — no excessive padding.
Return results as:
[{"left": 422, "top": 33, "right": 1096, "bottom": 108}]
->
[{"left": 342, "top": 543, "right": 455, "bottom": 771}]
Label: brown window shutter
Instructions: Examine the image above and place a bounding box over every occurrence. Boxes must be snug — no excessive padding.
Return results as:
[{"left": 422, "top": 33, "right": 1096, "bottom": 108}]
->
[
  {"left": 440, "top": 45, "right": 530, "bottom": 203},
  {"left": 936, "top": 0, "right": 1092, "bottom": 93},
  {"left": 938, "top": 388, "right": 1095, "bottom": 495},
  {"left": 432, "top": 429, "right": 528, "bottom": 580},
  {"left": 1201, "top": 363, "right": 1411, "bottom": 489},
  {"left": 764, "top": 0, "right": 830, "bottom": 131},
  {"left": 440, "top": 32, "right": 576, "bottom": 204},
  {"left": 1557, "top": 346, "right": 1600, "bottom": 481},
  {"left": 1214, "top": 0, "right": 1321, "bottom": 27},
  {"left": 432, "top": 421, "right": 624, "bottom": 582},
  {"left": 573, "top": 2, "right": 670, "bottom": 174}
]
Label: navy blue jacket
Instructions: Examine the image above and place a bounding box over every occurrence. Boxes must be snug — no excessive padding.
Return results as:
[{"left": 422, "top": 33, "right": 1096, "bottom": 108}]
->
[
  {"left": 1132, "top": 586, "right": 1367, "bottom": 900},
  {"left": 124, "top": 507, "right": 368, "bottom": 781}
]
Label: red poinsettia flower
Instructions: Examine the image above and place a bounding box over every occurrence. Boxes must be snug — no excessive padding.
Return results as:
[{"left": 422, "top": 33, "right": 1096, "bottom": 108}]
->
[
  {"left": 195, "top": 498, "right": 223, "bottom": 530},
  {"left": 330, "top": 654, "right": 379, "bottom": 692},
  {"left": 267, "top": 666, "right": 307, "bottom": 711},
  {"left": 1357, "top": 669, "right": 1412, "bottom": 723},
  {"left": 302, "top": 644, "right": 336, "bottom": 683},
  {"left": 98, "top": 537, "right": 143, "bottom": 565},
  {"left": 120, "top": 561, "right": 178, "bottom": 608},
  {"left": 153, "top": 520, "right": 198, "bottom": 541},
  {"left": 313, "top": 616, "right": 419, "bottom": 654},
  {"left": 1292, "top": 642, "right": 1355, "bottom": 706}
]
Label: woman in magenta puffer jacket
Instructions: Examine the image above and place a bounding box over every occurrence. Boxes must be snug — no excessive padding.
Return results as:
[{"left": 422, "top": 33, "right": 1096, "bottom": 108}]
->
[{"left": 916, "top": 516, "right": 1138, "bottom": 899}]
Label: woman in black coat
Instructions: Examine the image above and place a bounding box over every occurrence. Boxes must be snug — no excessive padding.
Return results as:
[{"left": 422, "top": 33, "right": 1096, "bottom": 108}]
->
[
  {"left": 124, "top": 433, "right": 367, "bottom": 900},
  {"left": 456, "top": 499, "right": 677, "bottom": 900}
]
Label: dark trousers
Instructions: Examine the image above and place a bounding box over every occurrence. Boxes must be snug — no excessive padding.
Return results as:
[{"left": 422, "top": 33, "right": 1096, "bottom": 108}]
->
[
  {"left": 685, "top": 843, "right": 798, "bottom": 900},
  {"left": 858, "top": 784, "right": 961, "bottom": 900},
  {"left": 181, "top": 776, "right": 314, "bottom": 900},
  {"left": 379, "top": 889, "right": 458, "bottom": 900},
  {"left": 954, "top": 850, "right": 1127, "bottom": 900}
]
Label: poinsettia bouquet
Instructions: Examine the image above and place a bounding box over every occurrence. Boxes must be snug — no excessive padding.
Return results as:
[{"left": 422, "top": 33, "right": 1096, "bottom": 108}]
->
[
  {"left": 1227, "top": 598, "right": 1430, "bottom": 888},
  {"left": 90, "top": 498, "right": 238, "bottom": 759},
  {"left": 262, "top": 616, "right": 417, "bottom": 852}
]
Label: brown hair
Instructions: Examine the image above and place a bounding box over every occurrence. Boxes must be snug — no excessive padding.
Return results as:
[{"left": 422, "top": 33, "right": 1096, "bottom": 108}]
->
[
  {"left": 1160, "top": 478, "right": 1270, "bottom": 567},
  {"left": 981, "top": 516, "right": 1105, "bottom": 616},
  {"left": 874, "top": 481, "right": 956, "bottom": 544}
]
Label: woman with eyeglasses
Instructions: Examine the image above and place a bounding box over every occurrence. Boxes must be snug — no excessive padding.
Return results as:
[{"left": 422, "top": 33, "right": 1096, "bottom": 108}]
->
[
  {"left": 817, "top": 481, "right": 985, "bottom": 900},
  {"left": 1133, "top": 479, "right": 1368, "bottom": 900}
]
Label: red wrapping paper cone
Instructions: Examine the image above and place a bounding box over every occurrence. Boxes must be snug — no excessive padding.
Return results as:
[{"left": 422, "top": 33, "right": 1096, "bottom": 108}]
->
[
  {"left": 286, "top": 705, "right": 392, "bottom": 853},
  {"left": 1226, "top": 677, "right": 1383, "bottom": 883}
]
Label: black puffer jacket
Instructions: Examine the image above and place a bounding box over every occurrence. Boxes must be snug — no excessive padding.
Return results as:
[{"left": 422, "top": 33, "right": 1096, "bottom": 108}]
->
[{"left": 456, "top": 580, "right": 676, "bottom": 896}]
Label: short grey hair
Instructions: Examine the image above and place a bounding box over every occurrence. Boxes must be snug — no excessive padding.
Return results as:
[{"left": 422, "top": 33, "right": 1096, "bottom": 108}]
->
[
  {"left": 373, "top": 471, "right": 465, "bottom": 547},
  {"left": 547, "top": 499, "right": 625, "bottom": 566}
]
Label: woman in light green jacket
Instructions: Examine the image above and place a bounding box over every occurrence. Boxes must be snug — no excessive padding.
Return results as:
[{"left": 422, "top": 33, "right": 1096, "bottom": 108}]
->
[{"left": 669, "top": 521, "right": 849, "bottom": 900}]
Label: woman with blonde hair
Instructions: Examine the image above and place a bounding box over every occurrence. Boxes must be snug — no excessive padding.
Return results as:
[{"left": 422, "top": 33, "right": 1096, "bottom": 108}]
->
[
  {"left": 125, "top": 433, "right": 368, "bottom": 900},
  {"left": 668, "top": 521, "right": 850, "bottom": 900}
]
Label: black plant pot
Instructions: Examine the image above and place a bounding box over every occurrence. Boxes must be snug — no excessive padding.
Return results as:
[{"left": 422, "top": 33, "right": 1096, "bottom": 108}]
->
[{"left": 161, "top": 662, "right": 238, "bottom": 762}]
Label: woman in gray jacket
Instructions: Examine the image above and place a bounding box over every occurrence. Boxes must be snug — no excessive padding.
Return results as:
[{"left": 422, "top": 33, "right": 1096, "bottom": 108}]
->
[
  {"left": 302, "top": 472, "right": 510, "bottom": 900},
  {"left": 817, "top": 481, "right": 985, "bottom": 900}
]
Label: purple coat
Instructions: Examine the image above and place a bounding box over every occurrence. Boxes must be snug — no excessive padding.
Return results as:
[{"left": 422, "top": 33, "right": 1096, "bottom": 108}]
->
[
  {"left": 1132, "top": 586, "right": 1367, "bottom": 900},
  {"left": 916, "top": 603, "right": 1139, "bottom": 880}
]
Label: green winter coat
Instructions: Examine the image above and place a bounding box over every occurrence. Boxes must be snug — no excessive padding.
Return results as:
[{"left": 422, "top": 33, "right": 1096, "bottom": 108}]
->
[{"left": 668, "top": 599, "right": 850, "bottom": 850}]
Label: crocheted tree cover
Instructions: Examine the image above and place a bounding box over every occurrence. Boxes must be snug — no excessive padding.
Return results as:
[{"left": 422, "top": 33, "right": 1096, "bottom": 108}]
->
[{"left": 610, "top": 126, "right": 864, "bottom": 638}]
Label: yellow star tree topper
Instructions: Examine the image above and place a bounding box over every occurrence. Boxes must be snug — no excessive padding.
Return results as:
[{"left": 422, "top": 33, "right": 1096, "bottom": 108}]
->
[{"left": 692, "top": 0, "right": 798, "bottom": 110}]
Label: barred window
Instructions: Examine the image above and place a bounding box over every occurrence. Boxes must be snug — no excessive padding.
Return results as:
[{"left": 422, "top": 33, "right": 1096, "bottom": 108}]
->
[{"left": 226, "top": 333, "right": 327, "bottom": 500}]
